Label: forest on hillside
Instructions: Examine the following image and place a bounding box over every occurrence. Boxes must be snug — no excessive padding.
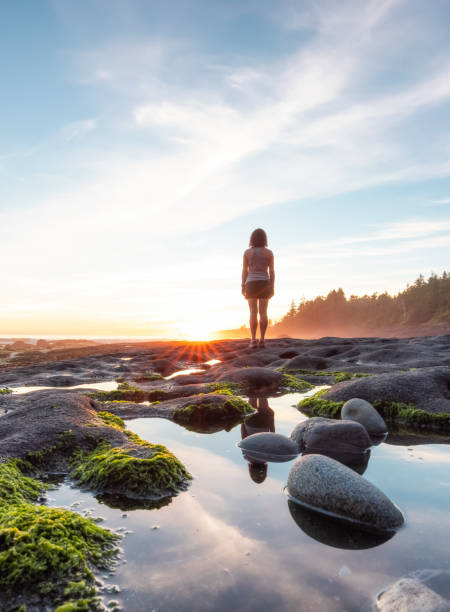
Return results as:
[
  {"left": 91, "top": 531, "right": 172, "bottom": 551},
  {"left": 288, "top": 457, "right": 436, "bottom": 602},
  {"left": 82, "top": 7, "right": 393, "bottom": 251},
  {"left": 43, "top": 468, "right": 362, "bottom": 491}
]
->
[{"left": 272, "top": 272, "right": 450, "bottom": 338}]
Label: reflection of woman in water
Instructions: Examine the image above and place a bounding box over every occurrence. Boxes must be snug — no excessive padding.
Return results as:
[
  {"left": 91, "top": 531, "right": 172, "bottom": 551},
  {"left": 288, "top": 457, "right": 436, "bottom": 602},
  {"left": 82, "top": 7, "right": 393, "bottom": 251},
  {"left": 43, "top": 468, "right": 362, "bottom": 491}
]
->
[
  {"left": 241, "top": 397, "right": 275, "bottom": 484},
  {"left": 242, "top": 228, "right": 275, "bottom": 349}
]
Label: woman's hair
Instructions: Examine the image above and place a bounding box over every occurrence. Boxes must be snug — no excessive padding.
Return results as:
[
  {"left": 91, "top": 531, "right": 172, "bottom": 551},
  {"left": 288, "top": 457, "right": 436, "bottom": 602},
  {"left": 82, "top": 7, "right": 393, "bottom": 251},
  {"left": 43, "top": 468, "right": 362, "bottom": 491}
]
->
[{"left": 249, "top": 228, "right": 268, "bottom": 247}]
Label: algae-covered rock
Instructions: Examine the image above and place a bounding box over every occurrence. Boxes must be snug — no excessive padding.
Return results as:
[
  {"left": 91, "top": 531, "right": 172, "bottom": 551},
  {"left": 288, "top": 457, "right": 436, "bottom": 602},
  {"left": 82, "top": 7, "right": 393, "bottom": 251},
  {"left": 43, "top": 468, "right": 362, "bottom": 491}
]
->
[
  {"left": 0, "top": 391, "right": 192, "bottom": 501},
  {"left": 71, "top": 437, "right": 191, "bottom": 500},
  {"left": 324, "top": 367, "right": 450, "bottom": 418},
  {"left": 287, "top": 454, "right": 404, "bottom": 532},
  {"left": 173, "top": 393, "right": 254, "bottom": 425},
  {"left": 342, "top": 398, "right": 387, "bottom": 434},
  {"left": 0, "top": 461, "right": 119, "bottom": 611}
]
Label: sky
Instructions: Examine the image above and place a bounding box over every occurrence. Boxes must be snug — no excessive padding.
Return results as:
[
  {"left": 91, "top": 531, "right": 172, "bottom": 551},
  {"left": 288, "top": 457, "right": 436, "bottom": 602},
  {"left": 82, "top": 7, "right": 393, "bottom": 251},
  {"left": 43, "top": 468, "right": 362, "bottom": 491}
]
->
[{"left": 1, "top": 0, "right": 450, "bottom": 339}]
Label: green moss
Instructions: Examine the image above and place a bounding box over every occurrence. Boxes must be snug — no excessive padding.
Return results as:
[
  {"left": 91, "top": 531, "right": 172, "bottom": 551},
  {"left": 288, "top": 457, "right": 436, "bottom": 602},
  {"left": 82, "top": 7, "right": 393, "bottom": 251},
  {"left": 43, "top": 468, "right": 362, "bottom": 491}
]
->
[
  {"left": 281, "top": 367, "right": 371, "bottom": 383},
  {"left": 206, "top": 382, "right": 244, "bottom": 395},
  {"left": 71, "top": 439, "right": 191, "bottom": 498},
  {"left": 133, "top": 371, "right": 163, "bottom": 382},
  {"left": 0, "top": 504, "right": 119, "bottom": 602},
  {"left": 173, "top": 395, "right": 254, "bottom": 424},
  {"left": 297, "top": 388, "right": 343, "bottom": 418},
  {"left": 0, "top": 387, "right": 12, "bottom": 394},
  {"left": 86, "top": 382, "right": 167, "bottom": 403},
  {"left": 280, "top": 374, "right": 313, "bottom": 393},
  {"left": 372, "top": 400, "right": 450, "bottom": 427},
  {"left": 0, "top": 461, "right": 46, "bottom": 506},
  {"left": 97, "top": 411, "right": 125, "bottom": 430},
  {"left": 298, "top": 391, "right": 450, "bottom": 428}
]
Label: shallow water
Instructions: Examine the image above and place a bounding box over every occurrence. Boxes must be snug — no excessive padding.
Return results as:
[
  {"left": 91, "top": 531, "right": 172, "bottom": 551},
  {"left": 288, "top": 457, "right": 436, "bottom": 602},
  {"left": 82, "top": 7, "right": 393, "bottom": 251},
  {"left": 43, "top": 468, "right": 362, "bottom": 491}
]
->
[
  {"left": 46, "top": 391, "right": 450, "bottom": 612},
  {"left": 10, "top": 380, "right": 119, "bottom": 394}
]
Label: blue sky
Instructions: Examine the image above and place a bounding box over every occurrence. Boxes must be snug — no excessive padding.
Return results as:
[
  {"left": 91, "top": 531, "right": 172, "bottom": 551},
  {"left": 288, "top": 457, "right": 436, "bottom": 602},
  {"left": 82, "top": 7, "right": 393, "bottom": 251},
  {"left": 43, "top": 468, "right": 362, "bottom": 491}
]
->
[{"left": 1, "top": 0, "right": 450, "bottom": 337}]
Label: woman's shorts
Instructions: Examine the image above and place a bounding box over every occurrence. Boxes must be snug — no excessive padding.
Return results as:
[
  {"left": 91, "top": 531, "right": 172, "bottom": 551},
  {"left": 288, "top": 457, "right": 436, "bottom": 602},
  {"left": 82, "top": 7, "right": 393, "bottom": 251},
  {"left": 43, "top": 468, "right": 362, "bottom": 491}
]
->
[{"left": 245, "top": 280, "right": 273, "bottom": 299}]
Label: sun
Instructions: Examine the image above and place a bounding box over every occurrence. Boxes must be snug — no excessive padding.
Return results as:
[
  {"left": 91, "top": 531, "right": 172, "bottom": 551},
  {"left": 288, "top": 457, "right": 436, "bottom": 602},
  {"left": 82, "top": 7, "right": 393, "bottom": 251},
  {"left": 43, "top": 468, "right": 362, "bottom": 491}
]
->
[{"left": 182, "top": 323, "right": 215, "bottom": 342}]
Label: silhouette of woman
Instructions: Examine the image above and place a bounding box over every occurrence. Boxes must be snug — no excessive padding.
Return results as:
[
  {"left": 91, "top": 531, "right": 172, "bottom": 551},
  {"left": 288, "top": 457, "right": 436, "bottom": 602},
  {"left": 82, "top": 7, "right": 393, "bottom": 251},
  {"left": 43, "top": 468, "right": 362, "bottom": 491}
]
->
[{"left": 242, "top": 228, "right": 275, "bottom": 348}]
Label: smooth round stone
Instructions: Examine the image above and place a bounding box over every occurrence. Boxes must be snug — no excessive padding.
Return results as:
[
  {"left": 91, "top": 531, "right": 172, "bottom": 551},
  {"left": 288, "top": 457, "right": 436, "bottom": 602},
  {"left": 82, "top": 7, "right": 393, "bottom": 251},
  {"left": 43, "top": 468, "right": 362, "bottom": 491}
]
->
[
  {"left": 291, "top": 416, "right": 371, "bottom": 453},
  {"left": 377, "top": 578, "right": 450, "bottom": 612},
  {"left": 287, "top": 454, "right": 404, "bottom": 532},
  {"left": 341, "top": 397, "right": 387, "bottom": 434},
  {"left": 238, "top": 432, "right": 299, "bottom": 462}
]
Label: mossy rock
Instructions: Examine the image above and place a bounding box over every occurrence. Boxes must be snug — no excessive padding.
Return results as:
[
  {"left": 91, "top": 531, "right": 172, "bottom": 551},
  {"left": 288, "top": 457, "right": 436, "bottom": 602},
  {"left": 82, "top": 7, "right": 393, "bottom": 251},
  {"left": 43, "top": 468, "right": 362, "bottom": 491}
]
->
[
  {"left": 85, "top": 382, "right": 168, "bottom": 403},
  {"left": 280, "top": 374, "right": 313, "bottom": 393},
  {"left": 0, "top": 461, "right": 118, "bottom": 611},
  {"left": 71, "top": 437, "right": 191, "bottom": 499},
  {"left": 298, "top": 390, "right": 450, "bottom": 429},
  {"left": 172, "top": 393, "right": 254, "bottom": 425}
]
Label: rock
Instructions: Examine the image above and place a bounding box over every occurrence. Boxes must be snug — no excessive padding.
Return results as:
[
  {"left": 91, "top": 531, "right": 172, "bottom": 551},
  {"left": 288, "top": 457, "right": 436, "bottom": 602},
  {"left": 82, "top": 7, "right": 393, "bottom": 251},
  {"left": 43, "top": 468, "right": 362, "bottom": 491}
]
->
[
  {"left": 302, "top": 448, "right": 371, "bottom": 475},
  {"left": 377, "top": 578, "right": 450, "bottom": 612},
  {"left": 151, "top": 358, "right": 178, "bottom": 376},
  {"left": 291, "top": 417, "right": 372, "bottom": 453},
  {"left": 238, "top": 432, "right": 299, "bottom": 463},
  {"left": 287, "top": 499, "right": 394, "bottom": 549},
  {"left": 287, "top": 454, "right": 404, "bottom": 532},
  {"left": 324, "top": 367, "right": 450, "bottom": 415},
  {"left": 172, "top": 393, "right": 254, "bottom": 425},
  {"left": 341, "top": 398, "right": 387, "bottom": 435},
  {"left": 285, "top": 355, "right": 330, "bottom": 371},
  {"left": 218, "top": 367, "right": 283, "bottom": 391}
]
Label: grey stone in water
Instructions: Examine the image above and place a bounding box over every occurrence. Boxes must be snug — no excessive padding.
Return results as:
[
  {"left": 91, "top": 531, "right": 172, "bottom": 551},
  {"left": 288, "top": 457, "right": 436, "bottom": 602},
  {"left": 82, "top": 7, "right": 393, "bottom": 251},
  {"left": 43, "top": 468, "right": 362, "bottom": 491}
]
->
[
  {"left": 238, "top": 432, "right": 299, "bottom": 462},
  {"left": 377, "top": 578, "right": 450, "bottom": 612},
  {"left": 287, "top": 454, "right": 404, "bottom": 532},
  {"left": 290, "top": 417, "right": 371, "bottom": 453},
  {"left": 341, "top": 398, "right": 387, "bottom": 434}
]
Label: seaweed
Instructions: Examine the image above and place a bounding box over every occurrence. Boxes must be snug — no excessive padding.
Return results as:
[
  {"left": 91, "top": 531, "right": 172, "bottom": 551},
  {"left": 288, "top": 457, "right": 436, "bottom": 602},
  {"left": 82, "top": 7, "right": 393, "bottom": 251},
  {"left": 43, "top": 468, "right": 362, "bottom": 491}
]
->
[
  {"left": 71, "top": 439, "right": 191, "bottom": 498},
  {"left": 280, "top": 374, "right": 313, "bottom": 393}
]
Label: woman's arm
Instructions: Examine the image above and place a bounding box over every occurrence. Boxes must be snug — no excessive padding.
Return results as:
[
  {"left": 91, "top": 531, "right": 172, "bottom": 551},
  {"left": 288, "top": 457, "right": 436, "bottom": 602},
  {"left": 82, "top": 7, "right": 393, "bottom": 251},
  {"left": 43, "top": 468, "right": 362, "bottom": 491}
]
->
[
  {"left": 241, "top": 252, "right": 248, "bottom": 295},
  {"left": 269, "top": 251, "right": 275, "bottom": 295}
]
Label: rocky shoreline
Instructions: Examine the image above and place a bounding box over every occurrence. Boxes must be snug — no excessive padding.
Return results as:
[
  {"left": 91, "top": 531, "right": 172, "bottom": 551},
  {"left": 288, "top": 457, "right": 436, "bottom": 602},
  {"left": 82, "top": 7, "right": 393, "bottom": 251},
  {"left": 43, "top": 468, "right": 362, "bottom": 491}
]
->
[{"left": 1, "top": 334, "right": 449, "bottom": 610}]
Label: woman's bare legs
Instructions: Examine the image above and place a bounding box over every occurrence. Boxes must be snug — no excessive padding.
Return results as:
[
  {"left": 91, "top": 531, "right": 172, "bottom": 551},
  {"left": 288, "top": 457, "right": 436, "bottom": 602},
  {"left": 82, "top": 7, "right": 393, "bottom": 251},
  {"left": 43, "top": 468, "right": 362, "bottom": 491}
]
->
[
  {"left": 258, "top": 299, "right": 269, "bottom": 342},
  {"left": 248, "top": 299, "right": 258, "bottom": 342}
]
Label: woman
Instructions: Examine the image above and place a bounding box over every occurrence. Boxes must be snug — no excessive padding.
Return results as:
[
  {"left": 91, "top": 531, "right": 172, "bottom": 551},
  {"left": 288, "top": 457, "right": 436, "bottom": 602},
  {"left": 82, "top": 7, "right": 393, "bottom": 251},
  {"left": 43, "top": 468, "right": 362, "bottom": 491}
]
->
[{"left": 242, "top": 228, "right": 275, "bottom": 348}]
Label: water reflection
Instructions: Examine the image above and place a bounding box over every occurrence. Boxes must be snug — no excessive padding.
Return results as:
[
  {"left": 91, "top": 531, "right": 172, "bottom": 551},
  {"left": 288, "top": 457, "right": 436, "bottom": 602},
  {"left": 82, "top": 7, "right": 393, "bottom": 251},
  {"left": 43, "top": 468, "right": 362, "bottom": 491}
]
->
[
  {"left": 287, "top": 499, "right": 395, "bottom": 550},
  {"left": 240, "top": 397, "right": 276, "bottom": 483}
]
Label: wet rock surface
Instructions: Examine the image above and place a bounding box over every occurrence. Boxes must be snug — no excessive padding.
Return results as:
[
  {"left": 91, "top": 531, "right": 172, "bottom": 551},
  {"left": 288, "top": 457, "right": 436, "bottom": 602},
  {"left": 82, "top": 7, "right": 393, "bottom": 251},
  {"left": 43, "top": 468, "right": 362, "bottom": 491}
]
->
[
  {"left": 287, "top": 454, "right": 404, "bottom": 532},
  {"left": 324, "top": 367, "right": 450, "bottom": 415},
  {"left": 290, "top": 416, "right": 372, "bottom": 453},
  {"left": 238, "top": 432, "right": 299, "bottom": 462},
  {"left": 341, "top": 398, "right": 388, "bottom": 434},
  {"left": 377, "top": 577, "right": 450, "bottom": 612}
]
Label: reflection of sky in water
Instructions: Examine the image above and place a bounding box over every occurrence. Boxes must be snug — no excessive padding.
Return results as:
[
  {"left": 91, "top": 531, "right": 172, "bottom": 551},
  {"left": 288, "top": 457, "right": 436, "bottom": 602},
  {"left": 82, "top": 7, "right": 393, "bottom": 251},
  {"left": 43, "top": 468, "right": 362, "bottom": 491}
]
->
[
  {"left": 46, "top": 392, "right": 450, "bottom": 612},
  {"left": 11, "top": 380, "right": 118, "bottom": 394}
]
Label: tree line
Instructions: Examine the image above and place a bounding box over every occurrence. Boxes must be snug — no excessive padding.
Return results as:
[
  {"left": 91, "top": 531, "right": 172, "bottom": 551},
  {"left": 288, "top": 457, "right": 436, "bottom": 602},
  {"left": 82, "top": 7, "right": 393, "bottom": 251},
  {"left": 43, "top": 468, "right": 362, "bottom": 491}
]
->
[{"left": 272, "top": 272, "right": 450, "bottom": 337}]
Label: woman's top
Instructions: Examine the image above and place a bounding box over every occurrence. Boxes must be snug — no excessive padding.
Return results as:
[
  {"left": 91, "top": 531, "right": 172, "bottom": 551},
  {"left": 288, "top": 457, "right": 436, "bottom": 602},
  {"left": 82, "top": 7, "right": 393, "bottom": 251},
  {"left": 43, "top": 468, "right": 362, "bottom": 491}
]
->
[{"left": 245, "top": 247, "right": 271, "bottom": 283}]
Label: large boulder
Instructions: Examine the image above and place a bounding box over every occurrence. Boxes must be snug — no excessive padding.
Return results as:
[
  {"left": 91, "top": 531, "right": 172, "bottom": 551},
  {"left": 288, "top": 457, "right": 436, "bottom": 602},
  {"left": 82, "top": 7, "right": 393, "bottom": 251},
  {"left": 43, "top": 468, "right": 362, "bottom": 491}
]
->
[
  {"left": 290, "top": 417, "right": 371, "bottom": 453},
  {"left": 287, "top": 454, "right": 404, "bottom": 532},
  {"left": 218, "top": 367, "right": 283, "bottom": 392},
  {"left": 323, "top": 367, "right": 450, "bottom": 415},
  {"left": 377, "top": 578, "right": 450, "bottom": 612},
  {"left": 342, "top": 398, "right": 387, "bottom": 435},
  {"left": 238, "top": 432, "right": 299, "bottom": 463}
]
